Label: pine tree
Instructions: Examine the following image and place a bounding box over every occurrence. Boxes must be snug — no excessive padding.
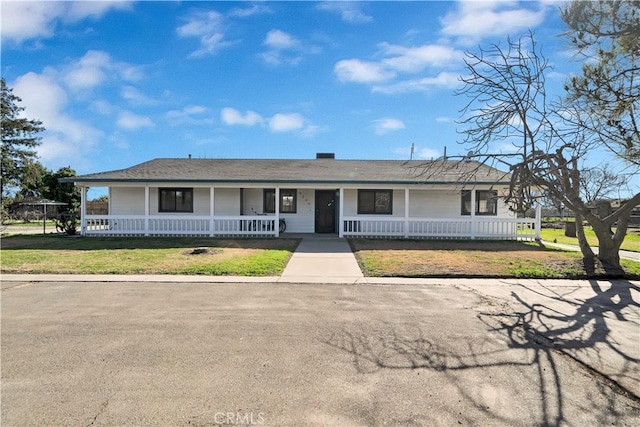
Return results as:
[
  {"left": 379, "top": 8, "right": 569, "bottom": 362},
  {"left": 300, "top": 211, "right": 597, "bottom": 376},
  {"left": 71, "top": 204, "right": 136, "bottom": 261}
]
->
[{"left": 1, "top": 77, "right": 45, "bottom": 201}]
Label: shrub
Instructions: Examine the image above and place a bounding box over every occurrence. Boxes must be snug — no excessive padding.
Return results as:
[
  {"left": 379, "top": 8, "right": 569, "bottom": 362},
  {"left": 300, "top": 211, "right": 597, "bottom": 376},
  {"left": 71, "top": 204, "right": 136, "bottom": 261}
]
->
[{"left": 55, "top": 212, "right": 78, "bottom": 235}]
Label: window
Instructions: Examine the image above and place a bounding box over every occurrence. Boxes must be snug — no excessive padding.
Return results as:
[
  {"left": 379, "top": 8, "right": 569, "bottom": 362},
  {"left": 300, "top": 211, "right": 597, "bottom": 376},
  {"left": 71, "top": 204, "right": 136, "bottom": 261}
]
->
[
  {"left": 159, "top": 188, "right": 193, "bottom": 213},
  {"left": 358, "top": 190, "right": 393, "bottom": 214},
  {"left": 461, "top": 190, "right": 498, "bottom": 216},
  {"left": 264, "top": 189, "right": 297, "bottom": 213}
]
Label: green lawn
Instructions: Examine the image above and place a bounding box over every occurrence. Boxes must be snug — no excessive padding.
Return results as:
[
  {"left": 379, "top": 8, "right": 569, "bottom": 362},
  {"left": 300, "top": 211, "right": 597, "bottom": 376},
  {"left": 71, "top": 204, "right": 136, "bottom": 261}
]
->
[
  {"left": 539, "top": 227, "right": 640, "bottom": 252},
  {"left": 3, "top": 233, "right": 637, "bottom": 279},
  {"left": 1, "top": 235, "right": 299, "bottom": 276}
]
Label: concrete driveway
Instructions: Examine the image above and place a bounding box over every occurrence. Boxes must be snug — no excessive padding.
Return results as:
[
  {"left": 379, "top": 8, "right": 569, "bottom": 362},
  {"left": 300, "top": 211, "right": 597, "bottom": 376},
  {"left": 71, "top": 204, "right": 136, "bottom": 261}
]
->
[{"left": 2, "top": 279, "right": 639, "bottom": 426}]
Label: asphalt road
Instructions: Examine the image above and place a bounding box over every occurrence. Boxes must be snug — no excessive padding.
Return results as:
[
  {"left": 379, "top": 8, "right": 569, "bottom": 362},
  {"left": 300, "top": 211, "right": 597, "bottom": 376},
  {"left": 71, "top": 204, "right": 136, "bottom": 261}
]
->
[{"left": 2, "top": 280, "right": 639, "bottom": 426}]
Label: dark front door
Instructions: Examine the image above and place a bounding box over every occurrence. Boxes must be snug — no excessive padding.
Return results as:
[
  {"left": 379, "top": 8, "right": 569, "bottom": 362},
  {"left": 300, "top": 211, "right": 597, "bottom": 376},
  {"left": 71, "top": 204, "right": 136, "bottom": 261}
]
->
[{"left": 315, "top": 190, "right": 336, "bottom": 233}]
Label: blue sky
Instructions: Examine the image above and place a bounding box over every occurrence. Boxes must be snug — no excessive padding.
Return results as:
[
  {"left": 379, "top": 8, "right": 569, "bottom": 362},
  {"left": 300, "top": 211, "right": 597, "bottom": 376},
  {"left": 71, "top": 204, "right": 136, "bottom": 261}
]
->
[{"left": 5, "top": 0, "right": 634, "bottom": 197}]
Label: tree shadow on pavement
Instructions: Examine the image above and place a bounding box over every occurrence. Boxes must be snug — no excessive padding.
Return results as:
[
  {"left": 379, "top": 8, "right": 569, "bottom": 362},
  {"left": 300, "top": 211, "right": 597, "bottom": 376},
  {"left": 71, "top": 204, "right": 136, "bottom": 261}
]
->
[
  {"left": 481, "top": 279, "right": 640, "bottom": 394},
  {"left": 322, "top": 280, "right": 640, "bottom": 426}
]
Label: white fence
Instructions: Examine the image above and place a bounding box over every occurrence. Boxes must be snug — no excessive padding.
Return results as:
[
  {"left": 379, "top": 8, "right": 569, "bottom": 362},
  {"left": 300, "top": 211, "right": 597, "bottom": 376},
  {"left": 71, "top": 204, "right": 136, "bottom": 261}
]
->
[
  {"left": 84, "top": 215, "right": 278, "bottom": 237},
  {"left": 342, "top": 217, "right": 538, "bottom": 240},
  {"left": 84, "top": 215, "right": 539, "bottom": 240}
]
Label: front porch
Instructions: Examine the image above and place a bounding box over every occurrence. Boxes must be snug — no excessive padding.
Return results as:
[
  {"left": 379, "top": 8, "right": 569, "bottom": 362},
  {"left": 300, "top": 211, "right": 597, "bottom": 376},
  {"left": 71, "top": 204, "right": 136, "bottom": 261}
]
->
[
  {"left": 81, "top": 214, "right": 540, "bottom": 240},
  {"left": 78, "top": 185, "right": 541, "bottom": 240}
]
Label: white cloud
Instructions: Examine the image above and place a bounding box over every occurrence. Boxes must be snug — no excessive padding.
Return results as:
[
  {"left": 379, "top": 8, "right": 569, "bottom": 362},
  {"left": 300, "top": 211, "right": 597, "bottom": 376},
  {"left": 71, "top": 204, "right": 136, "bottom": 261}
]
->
[
  {"left": 269, "top": 113, "right": 305, "bottom": 133},
  {"left": 184, "top": 105, "right": 207, "bottom": 115},
  {"left": 12, "top": 72, "right": 102, "bottom": 165},
  {"left": 164, "top": 105, "right": 213, "bottom": 126},
  {"left": 334, "top": 59, "right": 395, "bottom": 83},
  {"left": 221, "top": 107, "right": 320, "bottom": 136},
  {"left": 259, "top": 29, "right": 316, "bottom": 66},
  {"left": 1, "top": 1, "right": 132, "bottom": 44},
  {"left": 317, "top": 2, "right": 373, "bottom": 24},
  {"left": 373, "top": 71, "right": 462, "bottom": 94},
  {"left": 379, "top": 43, "right": 463, "bottom": 73},
  {"left": 335, "top": 41, "right": 462, "bottom": 91},
  {"left": 1, "top": 1, "right": 64, "bottom": 42},
  {"left": 264, "top": 29, "right": 299, "bottom": 50},
  {"left": 9, "top": 50, "right": 150, "bottom": 169},
  {"left": 65, "top": 1, "right": 133, "bottom": 21},
  {"left": 116, "top": 111, "right": 154, "bottom": 130},
  {"left": 228, "top": 4, "right": 272, "bottom": 18},
  {"left": 61, "top": 50, "right": 143, "bottom": 93},
  {"left": 62, "top": 50, "right": 111, "bottom": 91},
  {"left": 176, "top": 10, "right": 221, "bottom": 37},
  {"left": 121, "top": 86, "right": 157, "bottom": 106},
  {"left": 440, "top": 1, "right": 547, "bottom": 43},
  {"left": 90, "top": 100, "right": 115, "bottom": 116},
  {"left": 177, "top": 10, "right": 235, "bottom": 57},
  {"left": 373, "top": 118, "right": 406, "bottom": 135},
  {"left": 221, "top": 107, "right": 264, "bottom": 126},
  {"left": 268, "top": 113, "right": 322, "bottom": 137}
]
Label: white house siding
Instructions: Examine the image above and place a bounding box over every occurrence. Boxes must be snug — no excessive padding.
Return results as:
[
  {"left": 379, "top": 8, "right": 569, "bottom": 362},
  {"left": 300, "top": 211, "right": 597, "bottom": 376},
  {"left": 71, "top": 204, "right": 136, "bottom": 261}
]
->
[
  {"left": 409, "top": 189, "right": 461, "bottom": 218},
  {"left": 214, "top": 188, "right": 240, "bottom": 215},
  {"left": 194, "top": 188, "right": 211, "bottom": 214},
  {"left": 285, "top": 189, "right": 314, "bottom": 233},
  {"left": 110, "top": 187, "right": 145, "bottom": 215},
  {"left": 241, "top": 188, "right": 263, "bottom": 215},
  {"left": 497, "top": 195, "right": 515, "bottom": 218}
]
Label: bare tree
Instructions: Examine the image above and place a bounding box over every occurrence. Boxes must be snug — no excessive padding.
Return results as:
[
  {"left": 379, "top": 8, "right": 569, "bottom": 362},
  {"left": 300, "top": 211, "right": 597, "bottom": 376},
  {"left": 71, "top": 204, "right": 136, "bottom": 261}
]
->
[
  {"left": 580, "top": 163, "right": 630, "bottom": 204},
  {"left": 450, "top": 31, "right": 639, "bottom": 273}
]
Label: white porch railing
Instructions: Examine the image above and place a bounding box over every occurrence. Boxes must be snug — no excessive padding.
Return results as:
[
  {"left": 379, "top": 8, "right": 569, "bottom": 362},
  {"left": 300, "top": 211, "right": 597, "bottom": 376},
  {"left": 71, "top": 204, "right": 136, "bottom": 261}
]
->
[
  {"left": 342, "top": 217, "right": 538, "bottom": 240},
  {"left": 84, "top": 215, "right": 279, "bottom": 237},
  {"left": 84, "top": 215, "right": 538, "bottom": 240}
]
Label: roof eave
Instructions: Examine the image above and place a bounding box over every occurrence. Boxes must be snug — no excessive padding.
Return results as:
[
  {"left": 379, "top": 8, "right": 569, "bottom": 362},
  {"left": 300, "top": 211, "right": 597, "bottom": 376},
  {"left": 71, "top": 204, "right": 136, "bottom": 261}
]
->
[{"left": 62, "top": 177, "right": 512, "bottom": 186}]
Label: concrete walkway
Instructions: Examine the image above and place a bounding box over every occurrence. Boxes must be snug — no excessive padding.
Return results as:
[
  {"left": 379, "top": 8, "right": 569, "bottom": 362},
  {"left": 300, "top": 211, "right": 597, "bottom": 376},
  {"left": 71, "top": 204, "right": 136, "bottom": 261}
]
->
[{"left": 280, "top": 235, "right": 363, "bottom": 283}]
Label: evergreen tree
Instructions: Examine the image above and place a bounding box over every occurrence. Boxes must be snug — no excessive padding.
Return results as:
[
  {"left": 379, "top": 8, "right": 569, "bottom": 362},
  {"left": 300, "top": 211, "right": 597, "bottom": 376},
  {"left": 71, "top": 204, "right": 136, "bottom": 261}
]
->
[{"left": 1, "top": 77, "right": 44, "bottom": 200}]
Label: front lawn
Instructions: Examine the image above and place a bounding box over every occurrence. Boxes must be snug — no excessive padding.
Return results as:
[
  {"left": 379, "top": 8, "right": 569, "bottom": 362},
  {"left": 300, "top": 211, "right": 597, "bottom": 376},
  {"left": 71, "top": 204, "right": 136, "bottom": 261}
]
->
[
  {"left": 350, "top": 239, "right": 640, "bottom": 279},
  {"left": 539, "top": 227, "right": 640, "bottom": 252},
  {"left": 1, "top": 235, "right": 299, "bottom": 276}
]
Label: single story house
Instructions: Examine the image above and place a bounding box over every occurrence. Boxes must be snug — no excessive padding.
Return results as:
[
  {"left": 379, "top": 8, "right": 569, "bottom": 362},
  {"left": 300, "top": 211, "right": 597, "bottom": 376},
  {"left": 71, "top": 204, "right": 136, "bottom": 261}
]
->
[{"left": 64, "top": 154, "right": 541, "bottom": 240}]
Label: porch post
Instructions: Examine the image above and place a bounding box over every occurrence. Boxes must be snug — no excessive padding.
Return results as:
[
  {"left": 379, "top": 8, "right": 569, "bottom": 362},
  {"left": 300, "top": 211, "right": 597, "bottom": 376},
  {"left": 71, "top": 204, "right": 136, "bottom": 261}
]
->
[
  {"left": 535, "top": 202, "right": 542, "bottom": 240},
  {"left": 404, "top": 188, "right": 410, "bottom": 238},
  {"left": 275, "top": 187, "right": 280, "bottom": 237},
  {"left": 470, "top": 189, "right": 476, "bottom": 240},
  {"left": 144, "top": 186, "right": 150, "bottom": 236},
  {"left": 80, "top": 185, "right": 87, "bottom": 236},
  {"left": 107, "top": 187, "right": 112, "bottom": 215},
  {"left": 209, "top": 186, "right": 215, "bottom": 237},
  {"left": 339, "top": 187, "right": 345, "bottom": 238}
]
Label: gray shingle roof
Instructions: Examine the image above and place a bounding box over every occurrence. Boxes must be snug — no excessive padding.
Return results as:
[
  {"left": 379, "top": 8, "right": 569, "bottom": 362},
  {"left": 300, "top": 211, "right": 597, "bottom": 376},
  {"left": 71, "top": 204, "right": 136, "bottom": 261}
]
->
[{"left": 65, "top": 158, "right": 511, "bottom": 185}]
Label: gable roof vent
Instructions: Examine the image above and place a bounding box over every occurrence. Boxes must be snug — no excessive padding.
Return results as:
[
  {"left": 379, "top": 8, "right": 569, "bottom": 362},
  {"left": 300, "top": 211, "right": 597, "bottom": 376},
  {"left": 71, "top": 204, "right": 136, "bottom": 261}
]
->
[{"left": 316, "top": 152, "right": 335, "bottom": 159}]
